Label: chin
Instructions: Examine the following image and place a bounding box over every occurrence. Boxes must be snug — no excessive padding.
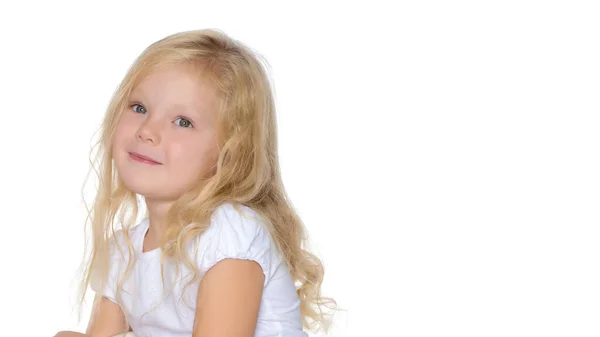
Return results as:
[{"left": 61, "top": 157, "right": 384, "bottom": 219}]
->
[
  {"left": 120, "top": 173, "right": 185, "bottom": 201},
  {"left": 120, "top": 175, "right": 157, "bottom": 197}
]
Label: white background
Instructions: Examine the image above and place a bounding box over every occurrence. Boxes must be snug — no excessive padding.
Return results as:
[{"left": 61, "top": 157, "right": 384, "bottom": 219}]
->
[{"left": 0, "top": 1, "right": 599, "bottom": 336}]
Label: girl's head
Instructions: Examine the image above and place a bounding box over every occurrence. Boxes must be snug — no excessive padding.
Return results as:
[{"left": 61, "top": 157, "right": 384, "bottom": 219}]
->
[
  {"left": 81, "top": 29, "right": 336, "bottom": 333},
  {"left": 103, "top": 29, "right": 275, "bottom": 204}
]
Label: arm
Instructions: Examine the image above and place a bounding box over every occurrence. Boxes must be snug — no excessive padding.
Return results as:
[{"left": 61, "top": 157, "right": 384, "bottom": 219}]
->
[
  {"left": 55, "top": 297, "right": 128, "bottom": 337},
  {"left": 192, "top": 259, "right": 265, "bottom": 337},
  {"left": 86, "top": 296, "right": 129, "bottom": 337}
]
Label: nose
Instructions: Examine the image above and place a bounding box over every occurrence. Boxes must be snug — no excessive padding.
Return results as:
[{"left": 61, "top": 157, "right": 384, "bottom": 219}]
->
[{"left": 136, "top": 119, "right": 162, "bottom": 145}]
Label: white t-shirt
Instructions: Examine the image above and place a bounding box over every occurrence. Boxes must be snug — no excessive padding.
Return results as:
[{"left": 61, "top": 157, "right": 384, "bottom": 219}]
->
[{"left": 91, "top": 202, "right": 307, "bottom": 337}]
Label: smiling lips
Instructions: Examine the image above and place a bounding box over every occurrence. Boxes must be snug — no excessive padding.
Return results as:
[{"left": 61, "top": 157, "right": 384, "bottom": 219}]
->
[{"left": 129, "top": 152, "right": 162, "bottom": 165}]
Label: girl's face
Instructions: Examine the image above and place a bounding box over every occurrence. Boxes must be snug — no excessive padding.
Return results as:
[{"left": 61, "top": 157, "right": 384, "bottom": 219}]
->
[{"left": 112, "top": 63, "right": 220, "bottom": 201}]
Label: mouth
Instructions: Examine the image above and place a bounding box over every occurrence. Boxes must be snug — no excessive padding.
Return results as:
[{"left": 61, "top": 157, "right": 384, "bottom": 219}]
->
[{"left": 128, "top": 152, "right": 162, "bottom": 165}]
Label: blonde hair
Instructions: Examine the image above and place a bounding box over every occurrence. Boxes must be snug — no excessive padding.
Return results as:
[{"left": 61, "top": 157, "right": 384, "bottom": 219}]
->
[{"left": 77, "top": 28, "right": 337, "bottom": 333}]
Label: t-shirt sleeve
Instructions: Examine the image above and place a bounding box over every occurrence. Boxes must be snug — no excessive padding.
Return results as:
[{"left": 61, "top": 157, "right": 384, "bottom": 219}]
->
[
  {"left": 196, "top": 203, "right": 275, "bottom": 280},
  {"left": 89, "top": 232, "right": 124, "bottom": 304}
]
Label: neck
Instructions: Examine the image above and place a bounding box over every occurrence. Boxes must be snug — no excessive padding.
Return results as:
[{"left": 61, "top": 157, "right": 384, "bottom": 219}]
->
[{"left": 144, "top": 197, "right": 174, "bottom": 239}]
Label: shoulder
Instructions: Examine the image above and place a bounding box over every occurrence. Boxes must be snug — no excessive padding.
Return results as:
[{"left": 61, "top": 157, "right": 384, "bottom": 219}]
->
[
  {"left": 205, "top": 202, "right": 272, "bottom": 252},
  {"left": 108, "top": 219, "right": 148, "bottom": 254},
  {"left": 210, "top": 202, "right": 269, "bottom": 237},
  {"left": 90, "top": 220, "right": 147, "bottom": 294}
]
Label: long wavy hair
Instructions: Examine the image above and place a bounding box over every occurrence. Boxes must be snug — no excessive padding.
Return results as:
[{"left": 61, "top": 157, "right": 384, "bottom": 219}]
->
[{"left": 76, "top": 28, "right": 337, "bottom": 333}]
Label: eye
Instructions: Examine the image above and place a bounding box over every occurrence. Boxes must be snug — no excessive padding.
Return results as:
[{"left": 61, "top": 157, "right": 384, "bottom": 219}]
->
[
  {"left": 175, "top": 117, "right": 193, "bottom": 128},
  {"left": 131, "top": 104, "right": 147, "bottom": 114}
]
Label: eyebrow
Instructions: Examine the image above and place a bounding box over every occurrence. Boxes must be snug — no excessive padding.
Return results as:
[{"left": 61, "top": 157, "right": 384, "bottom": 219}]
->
[{"left": 128, "top": 91, "right": 148, "bottom": 105}]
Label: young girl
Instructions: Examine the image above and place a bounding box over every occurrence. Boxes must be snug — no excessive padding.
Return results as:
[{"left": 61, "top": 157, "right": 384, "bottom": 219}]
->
[{"left": 55, "top": 29, "right": 336, "bottom": 337}]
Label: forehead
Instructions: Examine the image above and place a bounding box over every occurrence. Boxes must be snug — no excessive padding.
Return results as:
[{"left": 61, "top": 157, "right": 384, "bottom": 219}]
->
[{"left": 129, "top": 63, "right": 218, "bottom": 116}]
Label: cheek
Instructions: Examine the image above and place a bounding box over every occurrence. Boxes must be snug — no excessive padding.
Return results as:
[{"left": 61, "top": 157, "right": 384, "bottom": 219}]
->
[
  {"left": 113, "top": 117, "right": 136, "bottom": 145},
  {"left": 168, "top": 139, "right": 217, "bottom": 175}
]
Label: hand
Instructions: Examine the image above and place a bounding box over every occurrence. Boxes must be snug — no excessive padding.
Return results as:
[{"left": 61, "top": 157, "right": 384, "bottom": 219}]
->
[{"left": 54, "top": 332, "right": 86, "bottom": 337}]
